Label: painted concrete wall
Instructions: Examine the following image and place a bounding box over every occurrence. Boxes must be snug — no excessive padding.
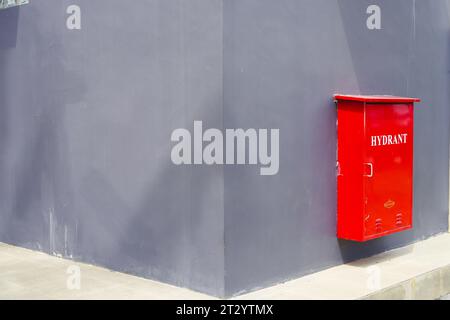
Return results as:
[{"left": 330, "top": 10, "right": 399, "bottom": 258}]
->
[
  {"left": 0, "top": 0, "right": 449, "bottom": 297},
  {"left": 223, "top": 0, "right": 450, "bottom": 296},
  {"left": 0, "top": 0, "right": 225, "bottom": 296}
]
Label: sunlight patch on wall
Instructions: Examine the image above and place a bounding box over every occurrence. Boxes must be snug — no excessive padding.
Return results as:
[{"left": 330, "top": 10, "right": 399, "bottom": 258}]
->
[{"left": 0, "top": 0, "right": 29, "bottom": 10}]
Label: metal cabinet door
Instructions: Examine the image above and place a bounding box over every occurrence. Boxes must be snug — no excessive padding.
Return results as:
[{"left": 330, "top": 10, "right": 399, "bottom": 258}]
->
[{"left": 363, "top": 103, "right": 414, "bottom": 240}]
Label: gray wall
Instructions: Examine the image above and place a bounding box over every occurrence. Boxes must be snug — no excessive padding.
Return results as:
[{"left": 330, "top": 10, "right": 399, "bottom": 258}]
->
[
  {"left": 0, "top": 0, "right": 449, "bottom": 297},
  {"left": 0, "top": 0, "right": 225, "bottom": 296}
]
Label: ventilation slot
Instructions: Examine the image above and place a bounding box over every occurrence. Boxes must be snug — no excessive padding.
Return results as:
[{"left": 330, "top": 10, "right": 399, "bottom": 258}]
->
[
  {"left": 396, "top": 213, "right": 403, "bottom": 227},
  {"left": 375, "top": 219, "right": 382, "bottom": 233}
]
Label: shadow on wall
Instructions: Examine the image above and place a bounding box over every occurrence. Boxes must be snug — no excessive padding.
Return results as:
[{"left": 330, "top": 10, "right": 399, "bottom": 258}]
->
[
  {"left": 0, "top": 6, "right": 19, "bottom": 158},
  {"left": 0, "top": 1, "right": 224, "bottom": 296},
  {"left": 0, "top": 7, "right": 19, "bottom": 244},
  {"left": 0, "top": 7, "right": 19, "bottom": 49},
  {"left": 0, "top": 3, "right": 86, "bottom": 256},
  {"left": 75, "top": 101, "right": 224, "bottom": 295},
  {"left": 337, "top": 231, "right": 414, "bottom": 263},
  {"left": 446, "top": 1, "right": 450, "bottom": 232}
]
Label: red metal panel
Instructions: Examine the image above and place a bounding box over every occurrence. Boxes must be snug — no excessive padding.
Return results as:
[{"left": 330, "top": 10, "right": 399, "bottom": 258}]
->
[
  {"left": 334, "top": 94, "right": 421, "bottom": 104},
  {"left": 363, "top": 103, "right": 414, "bottom": 240},
  {"left": 336, "top": 101, "right": 365, "bottom": 241},
  {"left": 335, "top": 95, "right": 419, "bottom": 242}
]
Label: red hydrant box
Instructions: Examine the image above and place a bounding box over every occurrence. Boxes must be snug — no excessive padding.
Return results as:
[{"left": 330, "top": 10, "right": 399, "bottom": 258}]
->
[{"left": 334, "top": 95, "right": 420, "bottom": 242}]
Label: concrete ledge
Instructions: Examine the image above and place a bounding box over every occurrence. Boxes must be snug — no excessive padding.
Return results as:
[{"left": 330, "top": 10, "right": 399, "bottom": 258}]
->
[
  {"left": 364, "top": 266, "right": 450, "bottom": 300},
  {"left": 1, "top": 233, "right": 450, "bottom": 299},
  {"left": 236, "top": 233, "right": 450, "bottom": 300}
]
